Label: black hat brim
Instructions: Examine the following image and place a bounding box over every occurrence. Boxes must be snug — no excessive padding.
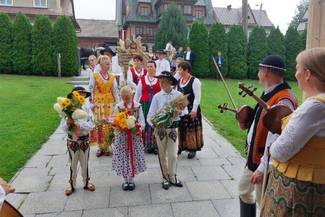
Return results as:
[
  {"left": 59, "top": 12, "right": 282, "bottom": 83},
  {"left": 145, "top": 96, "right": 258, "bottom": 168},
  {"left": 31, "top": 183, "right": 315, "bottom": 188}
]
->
[{"left": 154, "top": 74, "right": 178, "bottom": 86}]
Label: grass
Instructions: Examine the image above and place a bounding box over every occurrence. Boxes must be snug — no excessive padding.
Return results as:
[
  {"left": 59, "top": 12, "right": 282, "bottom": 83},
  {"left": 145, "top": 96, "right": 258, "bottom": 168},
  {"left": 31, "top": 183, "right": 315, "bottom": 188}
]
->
[
  {"left": 0, "top": 74, "right": 72, "bottom": 181},
  {"left": 201, "top": 79, "right": 302, "bottom": 156}
]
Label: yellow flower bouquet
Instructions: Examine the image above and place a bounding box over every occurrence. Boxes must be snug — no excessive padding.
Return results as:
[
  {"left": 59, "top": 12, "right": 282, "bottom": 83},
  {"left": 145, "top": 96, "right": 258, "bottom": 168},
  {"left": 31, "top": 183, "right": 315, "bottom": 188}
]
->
[{"left": 112, "top": 111, "right": 141, "bottom": 135}]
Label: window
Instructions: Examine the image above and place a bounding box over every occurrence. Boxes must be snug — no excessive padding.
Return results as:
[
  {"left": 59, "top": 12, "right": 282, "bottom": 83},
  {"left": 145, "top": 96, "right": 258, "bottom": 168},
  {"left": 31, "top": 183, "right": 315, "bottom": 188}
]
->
[
  {"left": 135, "top": 26, "right": 144, "bottom": 36},
  {"left": 194, "top": 7, "right": 205, "bottom": 18},
  {"left": 0, "top": 0, "right": 12, "bottom": 6},
  {"left": 184, "top": 5, "right": 192, "bottom": 15},
  {"left": 33, "top": 0, "right": 47, "bottom": 8},
  {"left": 139, "top": 4, "right": 150, "bottom": 16}
]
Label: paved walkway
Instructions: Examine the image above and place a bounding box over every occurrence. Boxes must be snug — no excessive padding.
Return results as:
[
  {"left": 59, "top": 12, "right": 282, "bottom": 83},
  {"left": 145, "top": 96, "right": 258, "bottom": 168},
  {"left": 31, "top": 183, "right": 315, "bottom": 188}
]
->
[{"left": 7, "top": 119, "right": 245, "bottom": 217}]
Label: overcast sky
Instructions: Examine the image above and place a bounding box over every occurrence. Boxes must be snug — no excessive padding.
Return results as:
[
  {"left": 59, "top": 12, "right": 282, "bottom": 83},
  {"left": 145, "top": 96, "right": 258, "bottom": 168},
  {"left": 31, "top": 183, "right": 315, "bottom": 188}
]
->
[{"left": 74, "top": 0, "right": 301, "bottom": 33}]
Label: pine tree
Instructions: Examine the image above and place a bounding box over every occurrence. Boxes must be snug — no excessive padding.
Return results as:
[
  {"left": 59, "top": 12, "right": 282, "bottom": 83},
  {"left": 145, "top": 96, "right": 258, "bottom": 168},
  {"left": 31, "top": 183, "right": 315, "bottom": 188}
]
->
[
  {"left": 53, "top": 16, "right": 79, "bottom": 76},
  {"left": 285, "top": 26, "right": 303, "bottom": 80},
  {"left": 0, "top": 13, "right": 12, "bottom": 73},
  {"left": 301, "top": 29, "right": 307, "bottom": 50},
  {"left": 12, "top": 13, "right": 32, "bottom": 74},
  {"left": 31, "top": 16, "right": 55, "bottom": 76},
  {"left": 189, "top": 21, "right": 210, "bottom": 78},
  {"left": 208, "top": 22, "right": 228, "bottom": 77},
  {"left": 289, "top": 0, "right": 309, "bottom": 29},
  {"left": 267, "top": 27, "right": 285, "bottom": 58},
  {"left": 227, "top": 25, "right": 247, "bottom": 79},
  {"left": 154, "top": 3, "right": 188, "bottom": 50},
  {"left": 247, "top": 26, "right": 268, "bottom": 79}
]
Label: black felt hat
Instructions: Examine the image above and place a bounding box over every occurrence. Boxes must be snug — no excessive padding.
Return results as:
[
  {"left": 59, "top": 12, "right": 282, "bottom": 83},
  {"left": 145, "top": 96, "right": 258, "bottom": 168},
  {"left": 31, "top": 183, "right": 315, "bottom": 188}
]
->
[
  {"left": 100, "top": 47, "right": 116, "bottom": 56},
  {"left": 154, "top": 71, "right": 178, "bottom": 86},
  {"left": 156, "top": 50, "right": 167, "bottom": 55},
  {"left": 67, "top": 86, "right": 91, "bottom": 99},
  {"left": 259, "top": 55, "right": 286, "bottom": 71}
]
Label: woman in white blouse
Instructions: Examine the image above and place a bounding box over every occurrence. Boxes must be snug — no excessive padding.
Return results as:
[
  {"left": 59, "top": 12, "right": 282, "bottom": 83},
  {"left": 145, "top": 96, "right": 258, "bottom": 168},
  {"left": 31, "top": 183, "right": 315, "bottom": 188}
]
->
[
  {"left": 260, "top": 48, "right": 325, "bottom": 217},
  {"left": 177, "top": 61, "right": 204, "bottom": 159}
]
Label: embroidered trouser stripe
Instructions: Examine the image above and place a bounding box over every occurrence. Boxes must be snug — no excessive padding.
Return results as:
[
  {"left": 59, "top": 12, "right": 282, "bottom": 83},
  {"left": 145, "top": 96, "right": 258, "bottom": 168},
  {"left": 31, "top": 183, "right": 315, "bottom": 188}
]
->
[{"left": 67, "top": 146, "right": 90, "bottom": 187}]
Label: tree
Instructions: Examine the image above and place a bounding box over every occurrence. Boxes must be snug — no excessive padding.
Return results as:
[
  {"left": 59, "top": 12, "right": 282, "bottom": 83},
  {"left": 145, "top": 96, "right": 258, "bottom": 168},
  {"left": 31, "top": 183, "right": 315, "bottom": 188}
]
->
[
  {"left": 289, "top": 0, "right": 309, "bottom": 29},
  {"left": 53, "top": 16, "right": 79, "bottom": 76},
  {"left": 227, "top": 25, "right": 247, "bottom": 79},
  {"left": 208, "top": 22, "right": 228, "bottom": 77},
  {"left": 0, "top": 13, "right": 12, "bottom": 73},
  {"left": 154, "top": 3, "right": 188, "bottom": 51},
  {"left": 247, "top": 26, "right": 268, "bottom": 79},
  {"left": 31, "top": 16, "right": 55, "bottom": 76},
  {"left": 285, "top": 26, "right": 303, "bottom": 80},
  {"left": 267, "top": 27, "right": 285, "bottom": 58},
  {"left": 301, "top": 28, "right": 307, "bottom": 50},
  {"left": 12, "top": 13, "right": 32, "bottom": 74},
  {"left": 189, "top": 21, "right": 210, "bottom": 78}
]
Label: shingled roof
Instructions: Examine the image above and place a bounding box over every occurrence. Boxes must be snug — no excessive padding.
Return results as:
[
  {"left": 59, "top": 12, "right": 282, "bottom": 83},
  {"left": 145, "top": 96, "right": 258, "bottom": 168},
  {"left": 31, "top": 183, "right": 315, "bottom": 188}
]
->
[
  {"left": 214, "top": 6, "right": 273, "bottom": 28},
  {"left": 77, "top": 19, "right": 118, "bottom": 38}
]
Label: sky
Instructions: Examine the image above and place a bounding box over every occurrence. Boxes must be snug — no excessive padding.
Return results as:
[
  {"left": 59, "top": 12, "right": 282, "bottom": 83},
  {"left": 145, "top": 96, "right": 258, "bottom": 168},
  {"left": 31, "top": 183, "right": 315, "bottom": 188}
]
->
[{"left": 74, "top": 0, "right": 301, "bottom": 33}]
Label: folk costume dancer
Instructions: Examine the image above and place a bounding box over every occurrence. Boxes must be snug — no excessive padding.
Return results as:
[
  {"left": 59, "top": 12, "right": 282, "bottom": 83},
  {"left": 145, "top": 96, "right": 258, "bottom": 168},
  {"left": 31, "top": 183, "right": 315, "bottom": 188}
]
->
[
  {"left": 121, "top": 55, "right": 147, "bottom": 89},
  {"left": 260, "top": 48, "right": 325, "bottom": 217},
  {"left": 155, "top": 50, "right": 171, "bottom": 76},
  {"left": 238, "top": 55, "right": 297, "bottom": 217},
  {"left": 112, "top": 86, "right": 146, "bottom": 191},
  {"left": 63, "top": 87, "right": 96, "bottom": 196},
  {"left": 177, "top": 61, "right": 203, "bottom": 159},
  {"left": 89, "top": 55, "right": 120, "bottom": 157},
  {"left": 147, "top": 71, "right": 188, "bottom": 190},
  {"left": 134, "top": 60, "right": 161, "bottom": 154}
]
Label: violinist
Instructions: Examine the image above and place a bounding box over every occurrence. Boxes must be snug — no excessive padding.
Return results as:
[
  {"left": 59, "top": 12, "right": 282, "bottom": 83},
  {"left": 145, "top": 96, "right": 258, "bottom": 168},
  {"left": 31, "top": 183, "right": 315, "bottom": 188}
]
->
[{"left": 238, "top": 55, "right": 297, "bottom": 217}]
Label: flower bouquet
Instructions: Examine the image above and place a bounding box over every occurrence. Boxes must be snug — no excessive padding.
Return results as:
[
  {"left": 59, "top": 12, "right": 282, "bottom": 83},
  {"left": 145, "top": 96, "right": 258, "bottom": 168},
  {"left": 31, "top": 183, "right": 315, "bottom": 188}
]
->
[
  {"left": 113, "top": 111, "right": 141, "bottom": 135},
  {"left": 151, "top": 94, "right": 189, "bottom": 127}
]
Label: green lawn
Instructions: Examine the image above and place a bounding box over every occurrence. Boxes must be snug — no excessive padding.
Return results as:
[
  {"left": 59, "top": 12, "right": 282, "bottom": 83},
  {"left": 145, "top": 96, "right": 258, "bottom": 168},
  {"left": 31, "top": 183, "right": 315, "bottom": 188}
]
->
[
  {"left": 201, "top": 79, "right": 302, "bottom": 156},
  {"left": 0, "top": 75, "right": 71, "bottom": 181}
]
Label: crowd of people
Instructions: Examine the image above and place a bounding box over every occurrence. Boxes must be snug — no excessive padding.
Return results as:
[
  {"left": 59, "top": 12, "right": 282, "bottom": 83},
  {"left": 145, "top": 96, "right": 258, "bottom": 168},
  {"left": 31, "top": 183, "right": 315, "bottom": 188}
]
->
[{"left": 1, "top": 43, "right": 325, "bottom": 217}]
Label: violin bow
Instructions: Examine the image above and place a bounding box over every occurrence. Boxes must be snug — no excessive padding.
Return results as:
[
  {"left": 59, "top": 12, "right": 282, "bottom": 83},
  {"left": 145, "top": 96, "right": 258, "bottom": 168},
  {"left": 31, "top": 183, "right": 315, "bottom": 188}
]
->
[{"left": 212, "top": 57, "right": 237, "bottom": 110}]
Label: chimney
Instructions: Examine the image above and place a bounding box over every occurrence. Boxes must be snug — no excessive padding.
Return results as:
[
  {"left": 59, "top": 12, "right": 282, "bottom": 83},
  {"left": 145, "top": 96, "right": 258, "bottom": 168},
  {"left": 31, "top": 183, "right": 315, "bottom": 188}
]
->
[{"left": 227, "top": 5, "right": 232, "bottom": 10}]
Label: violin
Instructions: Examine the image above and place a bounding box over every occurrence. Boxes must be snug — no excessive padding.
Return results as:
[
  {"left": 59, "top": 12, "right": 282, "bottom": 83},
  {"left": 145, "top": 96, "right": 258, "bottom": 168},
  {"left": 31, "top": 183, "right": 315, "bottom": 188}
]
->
[
  {"left": 217, "top": 103, "right": 253, "bottom": 130},
  {"left": 0, "top": 201, "right": 23, "bottom": 217},
  {"left": 238, "top": 82, "right": 293, "bottom": 134}
]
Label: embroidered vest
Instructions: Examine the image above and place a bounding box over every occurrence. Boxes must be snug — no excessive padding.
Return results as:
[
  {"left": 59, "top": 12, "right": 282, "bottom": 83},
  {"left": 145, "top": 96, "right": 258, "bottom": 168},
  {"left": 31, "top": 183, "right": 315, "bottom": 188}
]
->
[
  {"left": 273, "top": 95, "right": 325, "bottom": 184},
  {"left": 247, "top": 86, "right": 298, "bottom": 171},
  {"left": 130, "top": 68, "right": 147, "bottom": 85},
  {"left": 140, "top": 76, "right": 161, "bottom": 103}
]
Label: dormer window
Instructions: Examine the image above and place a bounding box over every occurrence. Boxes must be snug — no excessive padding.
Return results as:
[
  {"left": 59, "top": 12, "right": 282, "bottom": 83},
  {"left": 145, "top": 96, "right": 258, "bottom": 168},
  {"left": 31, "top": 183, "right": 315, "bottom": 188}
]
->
[
  {"left": 138, "top": 3, "right": 151, "bottom": 16},
  {"left": 194, "top": 6, "right": 205, "bottom": 18},
  {"left": 33, "top": 0, "right": 47, "bottom": 8},
  {"left": 0, "top": 0, "right": 12, "bottom": 6},
  {"left": 184, "top": 5, "right": 192, "bottom": 15}
]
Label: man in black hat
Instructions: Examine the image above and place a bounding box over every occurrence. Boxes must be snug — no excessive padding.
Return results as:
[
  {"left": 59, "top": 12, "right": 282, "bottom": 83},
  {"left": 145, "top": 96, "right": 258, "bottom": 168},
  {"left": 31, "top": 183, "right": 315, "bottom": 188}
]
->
[
  {"left": 155, "top": 50, "right": 170, "bottom": 76},
  {"left": 237, "top": 55, "right": 297, "bottom": 217},
  {"left": 63, "top": 86, "right": 96, "bottom": 196},
  {"left": 147, "top": 71, "right": 188, "bottom": 190}
]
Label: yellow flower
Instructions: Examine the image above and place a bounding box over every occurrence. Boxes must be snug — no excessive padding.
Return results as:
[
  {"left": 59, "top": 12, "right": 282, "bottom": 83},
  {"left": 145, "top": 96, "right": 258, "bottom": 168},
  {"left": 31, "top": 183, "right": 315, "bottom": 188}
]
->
[
  {"left": 60, "top": 98, "right": 71, "bottom": 108},
  {"left": 72, "top": 91, "right": 80, "bottom": 98}
]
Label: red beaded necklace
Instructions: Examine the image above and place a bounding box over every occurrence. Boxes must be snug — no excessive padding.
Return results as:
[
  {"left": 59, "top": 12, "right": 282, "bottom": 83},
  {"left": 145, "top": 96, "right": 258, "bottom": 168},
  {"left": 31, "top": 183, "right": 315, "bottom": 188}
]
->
[{"left": 124, "top": 101, "right": 134, "bottom": 115}]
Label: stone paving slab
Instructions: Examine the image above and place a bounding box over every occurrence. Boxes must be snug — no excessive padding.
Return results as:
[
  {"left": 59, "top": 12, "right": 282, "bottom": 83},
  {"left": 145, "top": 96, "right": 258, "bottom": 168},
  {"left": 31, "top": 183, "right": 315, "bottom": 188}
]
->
[{"left": 8, "top": 118, "right": 247, "bottom": 217}]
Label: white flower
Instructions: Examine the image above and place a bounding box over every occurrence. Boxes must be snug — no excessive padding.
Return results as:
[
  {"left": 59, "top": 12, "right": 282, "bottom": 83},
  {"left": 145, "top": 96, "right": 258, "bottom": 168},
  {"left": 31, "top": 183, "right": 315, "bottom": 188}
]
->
[
  {"left": 72, "top": 109, "right": 88, "bottom": 120},
  {"left": 126, "top": 115, "right": 136, "bottom": 129},
  {"left": 53, "top": 103, "right": 65, "bottom": 118},
  {"left": 57, "top": 97, "right": 66, "bottom": 106}
]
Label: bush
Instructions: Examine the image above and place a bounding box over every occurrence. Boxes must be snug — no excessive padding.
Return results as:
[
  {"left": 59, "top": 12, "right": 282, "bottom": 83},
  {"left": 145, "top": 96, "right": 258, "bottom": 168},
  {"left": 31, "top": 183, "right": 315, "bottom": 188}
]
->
[
  {"left": 189, "top": 21, "right": 210, "bottom": 78},
  {"left": 53, "top": 16, "right": 79, "bottom": 76},
  {"left": 31, "top": 16, "right": 55, "bottom": 75},
  {"left": 0, "top": 13, "right": 12, "bottom": 73},
  {"left": 154, "top": 3, "right": 188, "bottom": 50},
  {"left": 209, "top": 22, "right": 228, "bottom": 77},
  {"left": 285, "top": 26, "right": 302, "bottom": 80},
  {"left": 227, "top": 25, "right": 247, "bottom": 79},
  {"left": 12, "top": 13, "right": 32, "bottom": 74},
  {"left": 247, "top": 26, "right": 268, "bottom": 79},
  {"left": 267, "top": 27, "right": 285, "bottom": 58}
]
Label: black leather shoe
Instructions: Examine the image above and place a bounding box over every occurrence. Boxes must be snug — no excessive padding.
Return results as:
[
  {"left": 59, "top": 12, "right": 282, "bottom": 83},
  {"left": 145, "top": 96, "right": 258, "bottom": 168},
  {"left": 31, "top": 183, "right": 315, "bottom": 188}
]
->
[
  {"left": 187, "top": 151, "right": 196, "bottom": 159},
  {"left": 239, "top": 198, "right": 256, "bottom": 217},
  {"left": 161, "top": 180, "right": 170, "bottom": 190},
  {"left": 153, "top": 148, "right": 158, "bottom": 155},
  {"left": 122, "top": 182, "right": 129, "bottom": 191},
  {"left": 128, "top": 182, "right": 135, "bottom": 191}
]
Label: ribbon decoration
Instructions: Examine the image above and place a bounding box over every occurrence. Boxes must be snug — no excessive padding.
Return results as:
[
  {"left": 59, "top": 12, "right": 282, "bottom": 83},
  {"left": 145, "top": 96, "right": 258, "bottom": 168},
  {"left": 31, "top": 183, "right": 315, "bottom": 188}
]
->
[{"left": 127, "top": 130, "right": 135, "bottom": 177}]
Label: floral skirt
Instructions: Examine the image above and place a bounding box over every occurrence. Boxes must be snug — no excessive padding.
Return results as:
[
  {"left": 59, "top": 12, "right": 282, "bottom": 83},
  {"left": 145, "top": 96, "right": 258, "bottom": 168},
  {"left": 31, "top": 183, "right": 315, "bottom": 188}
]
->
[
  {"left": 112, "top": 131, "right": 146, "bottom": 177},
  {"left": 178, "top": 111, "right": 204, "bottom": 152},
  {"left": 90, "top": 123, "right": 113, "bottom": 150},
  {"left": 260, "top": 168, "right": 325, "bottom": 217}
]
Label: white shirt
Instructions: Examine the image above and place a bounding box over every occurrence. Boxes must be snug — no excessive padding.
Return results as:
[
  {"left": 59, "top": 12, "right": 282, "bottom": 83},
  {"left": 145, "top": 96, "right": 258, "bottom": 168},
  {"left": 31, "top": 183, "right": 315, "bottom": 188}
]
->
[
  {"left": 0, "top": 185, "right": 5, "bottom": 210},
  {"left": 114, "top": 101, "right": 146, "bottom": 130},
  {"left": 185, "top": 51, "right": 191, "bottom": 61},
  {"left": 120, "top": 67, "right": 146, "bottom": 90},
  {"left": 245, "top": 83, "right": 295, "bottom": 173},
  {"left": 147, "top": 89, "right": 188, "bottom": 127},
  {"left": 111, "top": 55, "right": 123, "bottom": 77},
  {"left": 88, "top": 72, "right": 121, "bottom": 103},
  {"left": 155, "top": 59, "right": 170, "bottom": 75},
  {"left": 270, "top": 94, "right": 325, "bottom": 162},
  {"left": 178, "top": 77, "right": 201, "bottom": 113},
  {"left": 134, "top": 74, "right": 159, "bottom": 103},
  {"left": 174, "top": 70, "right": 181, "bottom": 81},
  {"left": 165, "top": 42, "right": 173, "bottom": 52}
]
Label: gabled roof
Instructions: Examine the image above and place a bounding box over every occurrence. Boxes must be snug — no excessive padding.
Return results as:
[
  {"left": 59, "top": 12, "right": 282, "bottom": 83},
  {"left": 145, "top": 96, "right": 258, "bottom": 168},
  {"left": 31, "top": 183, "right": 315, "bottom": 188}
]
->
[
  {"left": 77, "top": 19, "right": 118, "bottom": 38},
  {"left": 214, "top": 6, "right": 273, "bottom": 28}
]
